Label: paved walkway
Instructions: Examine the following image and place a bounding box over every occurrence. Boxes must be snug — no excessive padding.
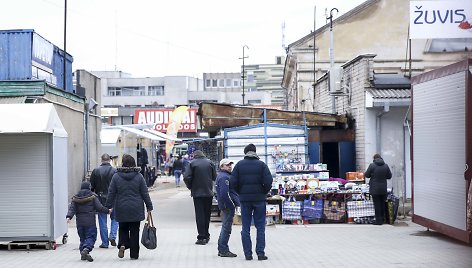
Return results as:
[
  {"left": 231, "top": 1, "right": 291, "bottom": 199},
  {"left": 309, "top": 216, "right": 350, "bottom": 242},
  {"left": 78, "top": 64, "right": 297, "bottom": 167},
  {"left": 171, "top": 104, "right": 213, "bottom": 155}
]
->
[{"left": 1, "top": 176, "right": 471, "bottom": 267}]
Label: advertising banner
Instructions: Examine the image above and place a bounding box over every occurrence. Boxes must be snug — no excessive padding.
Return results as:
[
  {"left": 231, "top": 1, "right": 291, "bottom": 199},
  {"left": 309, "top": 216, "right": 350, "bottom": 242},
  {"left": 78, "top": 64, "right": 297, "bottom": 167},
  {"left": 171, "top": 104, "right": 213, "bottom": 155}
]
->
[
  {"left": 410, "top": 1, "right": 472, "bottom": 39},
  {"left": 135, "top": 108, "right": 197, "bottom": 133},
  {"left": 165, "top": 106, "right": 189, "bottom": 157}
]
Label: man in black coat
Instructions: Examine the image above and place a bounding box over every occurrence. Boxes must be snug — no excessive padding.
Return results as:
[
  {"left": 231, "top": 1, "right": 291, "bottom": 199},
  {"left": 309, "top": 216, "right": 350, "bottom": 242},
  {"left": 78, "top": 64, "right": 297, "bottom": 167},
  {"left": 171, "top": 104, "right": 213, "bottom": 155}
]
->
[
  {"left": 230, "top": 144, "right": 273, "bottom": 261},
  {"left": 364, "top": 153, "right": 392, "bottom": 225},
  {"left": 90, "top": 153, "right": 118, "bottom": 248},
  {"left": 183, "top": 150, "right": 217, "bottom": 245}
]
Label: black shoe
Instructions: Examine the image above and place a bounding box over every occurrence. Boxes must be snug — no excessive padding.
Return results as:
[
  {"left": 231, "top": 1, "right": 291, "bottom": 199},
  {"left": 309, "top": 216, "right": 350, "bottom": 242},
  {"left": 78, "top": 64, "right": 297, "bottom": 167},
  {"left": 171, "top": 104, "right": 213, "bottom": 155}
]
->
[
  {"left": 81, "top": 248, "right": 93, "bottom": 262},
  {"left": 118, "top": 246, "right": 125, "bottom": 258},
  {"left": 245, "top": 255, "right": 253, "bottom": 260},
  {"left": 195, "top": 239, "right": 206, "bottom": 245},
  {"left": 203, "top": 238, "right": 209, "bottom": 244},
  {"left": 218, "top": 251, "right": 237, "bottom": 257},
  {"left": 109, "top": 238, "right": 117, "bottom": 247},
  {"left": 99, "top": 244, "right": 108, "bottom": 248},
  {"left": 258, "top": 255, "right": 268, "bottom": 261}
]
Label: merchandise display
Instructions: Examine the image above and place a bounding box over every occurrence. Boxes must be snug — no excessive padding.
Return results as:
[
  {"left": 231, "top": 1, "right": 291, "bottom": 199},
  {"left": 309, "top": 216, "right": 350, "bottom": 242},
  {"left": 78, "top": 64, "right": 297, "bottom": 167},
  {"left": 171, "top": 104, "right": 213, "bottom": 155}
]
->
[{"left": 270, "top": 163, "right": 399, "bottom": 225}]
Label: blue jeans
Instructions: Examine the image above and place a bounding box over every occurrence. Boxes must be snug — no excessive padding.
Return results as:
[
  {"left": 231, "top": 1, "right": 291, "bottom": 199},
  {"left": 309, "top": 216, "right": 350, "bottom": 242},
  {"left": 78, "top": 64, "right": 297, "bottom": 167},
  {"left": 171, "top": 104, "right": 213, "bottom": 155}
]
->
[
  {"left": 218, "top": 208, "right": 235, "bottom": 253},
  {"left": 240, "top": 201, "right": 266, "bottom": 257},
  {"left": 98, "top": 210, "right": 118, "bottom": 247},
  {"left": 174, "top": 169, "right": 182, "bottom": 186},
  {"left": 77, "top": 225, "right": 97, "bottom": 252}
]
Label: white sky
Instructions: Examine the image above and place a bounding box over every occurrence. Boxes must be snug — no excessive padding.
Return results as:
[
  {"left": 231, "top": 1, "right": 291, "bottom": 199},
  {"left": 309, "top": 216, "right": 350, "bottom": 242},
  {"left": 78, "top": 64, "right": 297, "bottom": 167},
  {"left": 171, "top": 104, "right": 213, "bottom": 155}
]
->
[{"left": 1, "top": 0, "right": 365, "bottom": 78}]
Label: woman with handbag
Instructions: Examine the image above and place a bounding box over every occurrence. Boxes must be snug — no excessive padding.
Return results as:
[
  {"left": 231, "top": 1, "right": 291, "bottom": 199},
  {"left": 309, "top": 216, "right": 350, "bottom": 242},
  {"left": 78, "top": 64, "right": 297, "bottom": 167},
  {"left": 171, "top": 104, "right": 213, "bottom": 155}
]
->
[{"left": 106, "top": 154, "right": 154, "bottom": 260}]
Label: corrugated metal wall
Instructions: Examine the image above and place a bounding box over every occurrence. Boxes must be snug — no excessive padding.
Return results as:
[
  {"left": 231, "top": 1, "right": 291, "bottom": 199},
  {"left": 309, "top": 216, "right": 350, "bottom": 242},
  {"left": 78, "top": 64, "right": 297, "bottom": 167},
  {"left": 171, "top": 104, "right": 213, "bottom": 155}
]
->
[
  {"left": 0, "top": 30, "right": 73, "bottom": 92},
  {"left": 224, "top": 124, "right": 307, "bottom": 174},
  {"left": 413, "top": 71, "right": 467, "bottom": 230},
  {"left": 0, "top": 30, "right": 32, "bottom": 80}
]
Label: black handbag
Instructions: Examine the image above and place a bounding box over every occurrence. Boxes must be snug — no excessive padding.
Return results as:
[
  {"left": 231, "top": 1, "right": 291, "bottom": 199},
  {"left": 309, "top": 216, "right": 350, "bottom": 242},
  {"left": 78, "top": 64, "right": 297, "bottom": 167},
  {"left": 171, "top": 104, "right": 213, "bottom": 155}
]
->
[{"left": 141, "top": 212, "right": 157, "bottom": 249}]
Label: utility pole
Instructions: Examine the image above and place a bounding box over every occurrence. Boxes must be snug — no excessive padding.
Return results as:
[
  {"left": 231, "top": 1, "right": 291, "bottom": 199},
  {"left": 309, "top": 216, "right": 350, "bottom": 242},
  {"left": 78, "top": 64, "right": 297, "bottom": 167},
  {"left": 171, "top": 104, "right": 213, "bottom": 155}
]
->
[
  {"left": 63, "top": 0, "right": 67, "bottom": 91},
  {"left": 239, "top": 45, "right": 249, "bottom": 105},
  {"left": 327, "top": 7, "right": 338, "bottom": 114}
]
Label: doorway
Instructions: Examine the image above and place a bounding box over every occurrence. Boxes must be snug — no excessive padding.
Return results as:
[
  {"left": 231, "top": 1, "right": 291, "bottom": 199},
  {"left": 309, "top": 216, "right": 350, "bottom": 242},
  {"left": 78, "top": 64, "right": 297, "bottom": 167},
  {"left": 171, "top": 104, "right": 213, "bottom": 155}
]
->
[{"left": 322, "top": 142, "right": 339, "bottom": 178}]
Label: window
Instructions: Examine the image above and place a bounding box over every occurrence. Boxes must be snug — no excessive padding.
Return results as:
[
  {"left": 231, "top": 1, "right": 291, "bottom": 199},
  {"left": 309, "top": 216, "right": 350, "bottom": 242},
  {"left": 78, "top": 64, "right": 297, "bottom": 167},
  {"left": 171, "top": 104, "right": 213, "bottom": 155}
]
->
[
  {"left": 248, "top": 99, "right": 261, "bottom": 104},
  {"left": 121, "top": 86, "right": 145, "bottom": 96},
  {"left": 148, "top": 86, "right": 164, "bottom": 96},
  {"left": 427, "top": 38, "right": 472, "bottom": 52},
  {"left": 233, "top": 80, "right": 240, "bottom": 87},
  {"left": 212, "top": 79, "right": 217, "bottom": 87},
  {"left": 226, "top": 79, "right": 232, "bottom": 87},
  {"left": 108, "top": 87, "right": 122, "bottom": 96},
  {"left": 206, "top": 79, "right": 211, "bottom": 87},
  {"left": 247, "top": 71, "right": 254, "bottom": 83},
  {"left": 218, "top": 79, "right": 225, "bottom": 87}
]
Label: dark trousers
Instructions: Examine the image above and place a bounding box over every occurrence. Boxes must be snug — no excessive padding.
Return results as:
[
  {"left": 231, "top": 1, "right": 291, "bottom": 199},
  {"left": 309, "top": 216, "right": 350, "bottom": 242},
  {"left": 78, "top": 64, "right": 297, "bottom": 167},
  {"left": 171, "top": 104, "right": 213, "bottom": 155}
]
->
[
  {"left": 77, "top": 225, "right": 97, "bottom": 252},
  {"left": 372, "top": 194, "right": 387, "bottom": 224},
  {"left": 118, "top": 221, "right": 141, "bottom": 259},
  {"left": 193, "top": 196, "right": 212, "bottom": 240},
  {"left": 240, "top": 201, "right": 266, "bottom": 257}
]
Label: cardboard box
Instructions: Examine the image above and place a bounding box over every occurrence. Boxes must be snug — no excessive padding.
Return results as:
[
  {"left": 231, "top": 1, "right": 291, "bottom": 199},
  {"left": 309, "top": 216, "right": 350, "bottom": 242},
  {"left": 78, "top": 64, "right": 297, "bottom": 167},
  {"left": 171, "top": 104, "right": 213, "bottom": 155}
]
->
[
  {"left": 266, "top": 204, "right": 280, "bottom": 216},
  {"left": 346, "top": 172, "right": 364, "bottom": 181}
]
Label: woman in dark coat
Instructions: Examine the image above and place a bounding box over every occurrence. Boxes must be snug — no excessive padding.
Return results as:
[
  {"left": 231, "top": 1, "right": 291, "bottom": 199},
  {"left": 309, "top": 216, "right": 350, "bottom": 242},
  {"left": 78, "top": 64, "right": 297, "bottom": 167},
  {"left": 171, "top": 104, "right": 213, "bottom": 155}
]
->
[
  {"left": 106, "top": 154, "right": 153, "bottom": 260},
  {"left": 364, "top": 153, "right": 392, "bottom": 225}
]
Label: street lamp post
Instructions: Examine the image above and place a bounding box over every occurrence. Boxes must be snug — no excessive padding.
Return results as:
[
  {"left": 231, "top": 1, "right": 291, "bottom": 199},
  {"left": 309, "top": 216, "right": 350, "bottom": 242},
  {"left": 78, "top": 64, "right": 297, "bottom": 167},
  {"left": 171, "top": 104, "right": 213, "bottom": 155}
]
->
[{"left": 240, "top": 45, "right": 249, "bottom": 105}]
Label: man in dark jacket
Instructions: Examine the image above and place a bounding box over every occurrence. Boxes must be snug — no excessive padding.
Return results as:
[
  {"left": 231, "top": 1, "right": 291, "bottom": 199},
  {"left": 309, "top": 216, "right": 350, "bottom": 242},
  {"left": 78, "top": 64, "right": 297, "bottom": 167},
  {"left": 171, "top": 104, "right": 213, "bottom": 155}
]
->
[
  {"left": 90, "top": 153, "right": 118, "bottom": 248},
  {"left": 66, "top": 181, "right": 110, "bottom": 262},
  {"left": 215, "top": 158, "right": 240, "bottom": 257},
  {"left": 230, "top": 144, "right": 273, "bottom": 261},
  {"left": 364, "top": 153, "right": 392, "bottom": 225},
  {"left": 183, "top": 150, "right": 217, "bottom": 245}
]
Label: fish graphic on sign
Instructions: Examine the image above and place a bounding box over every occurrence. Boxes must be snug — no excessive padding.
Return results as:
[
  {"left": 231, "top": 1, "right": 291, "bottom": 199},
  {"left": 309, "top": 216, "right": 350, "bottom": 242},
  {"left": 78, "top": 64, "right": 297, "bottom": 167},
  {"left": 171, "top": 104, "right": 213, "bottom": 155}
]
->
[
  {"left": 459, "top": 17, "right": 472, "bottom": 31},
  {"left": 164, "top": 106, "right": 189, "bottom": 158}
]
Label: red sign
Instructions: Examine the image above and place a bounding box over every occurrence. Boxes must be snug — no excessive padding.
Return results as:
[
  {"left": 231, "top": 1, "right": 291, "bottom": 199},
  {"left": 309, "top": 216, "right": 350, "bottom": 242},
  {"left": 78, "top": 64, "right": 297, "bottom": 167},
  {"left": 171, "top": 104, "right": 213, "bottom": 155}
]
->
[{"left": 134, "top": 108, "right": 197, "bottom": 133}]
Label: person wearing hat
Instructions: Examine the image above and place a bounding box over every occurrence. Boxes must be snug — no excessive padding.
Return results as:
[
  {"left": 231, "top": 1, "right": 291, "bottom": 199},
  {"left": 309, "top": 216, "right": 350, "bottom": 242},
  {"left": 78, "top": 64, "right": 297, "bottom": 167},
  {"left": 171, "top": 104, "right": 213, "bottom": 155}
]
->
[
  {"left": 183, "top": 150, "right": 217, "bottom": 245},
  {"left": 230, "top": 144, "right": 273, "bottom": 261},
  {"left": 364, "top": 153, "right": 392, "bottom": 225},
  {"left": 90, "top": 153, "right": 118, "bottom": 248},
  {"left": 215, "top": 158, "right": 240, "bottom": 257},
  {"left": 66, "top": 181, "right": 111, "bottom": 262}
]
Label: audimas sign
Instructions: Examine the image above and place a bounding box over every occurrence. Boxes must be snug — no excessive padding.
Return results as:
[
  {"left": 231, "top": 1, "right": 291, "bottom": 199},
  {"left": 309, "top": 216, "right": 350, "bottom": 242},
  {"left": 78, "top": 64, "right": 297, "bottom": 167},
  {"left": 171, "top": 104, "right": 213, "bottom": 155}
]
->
[
  {"left": 135, "top": 108, "right": 197, "bottom": 132},
  {"left": 410, "top": 1, "right": 472, "bottom": 39}
]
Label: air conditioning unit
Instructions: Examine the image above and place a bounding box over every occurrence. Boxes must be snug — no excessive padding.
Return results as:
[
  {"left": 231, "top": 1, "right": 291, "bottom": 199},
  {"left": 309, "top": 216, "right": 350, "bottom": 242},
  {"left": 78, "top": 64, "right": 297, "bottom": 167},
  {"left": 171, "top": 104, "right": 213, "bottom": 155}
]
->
[{"left": 329, "top": 67, "right": 343, "bottom": 93}]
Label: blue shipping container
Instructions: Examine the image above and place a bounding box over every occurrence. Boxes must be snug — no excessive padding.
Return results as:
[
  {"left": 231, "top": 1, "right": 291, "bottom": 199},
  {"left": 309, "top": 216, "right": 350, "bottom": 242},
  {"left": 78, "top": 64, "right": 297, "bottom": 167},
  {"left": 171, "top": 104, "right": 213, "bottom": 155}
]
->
[{"left": 0, "top": 29, "right": 74, "bottom": 92}]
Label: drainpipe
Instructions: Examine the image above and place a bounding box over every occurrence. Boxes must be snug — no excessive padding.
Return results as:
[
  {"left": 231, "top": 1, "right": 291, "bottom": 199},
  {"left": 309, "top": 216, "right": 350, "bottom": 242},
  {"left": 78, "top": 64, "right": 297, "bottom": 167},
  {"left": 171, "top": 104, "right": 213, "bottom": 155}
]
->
[{"left": 376, "top": 103, "right": 389, "bottom": 153}]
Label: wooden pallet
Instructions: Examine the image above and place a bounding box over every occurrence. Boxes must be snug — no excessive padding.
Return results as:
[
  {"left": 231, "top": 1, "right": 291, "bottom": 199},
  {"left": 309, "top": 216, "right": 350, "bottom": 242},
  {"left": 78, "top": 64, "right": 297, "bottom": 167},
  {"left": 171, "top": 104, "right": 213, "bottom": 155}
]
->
[{"left": 3, "top": 241, "right": 56, "bottom": 250}]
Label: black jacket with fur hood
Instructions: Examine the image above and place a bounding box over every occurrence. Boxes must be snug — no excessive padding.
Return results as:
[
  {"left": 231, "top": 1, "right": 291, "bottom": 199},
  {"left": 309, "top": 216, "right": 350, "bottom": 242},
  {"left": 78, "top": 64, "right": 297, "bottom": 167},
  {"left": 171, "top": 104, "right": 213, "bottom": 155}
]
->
[
  {"left": 66, "top": 182, "right": 109, "bottom": 226},
  {"left": 105, "top": 167, "right": 153, "bottom": 222}
]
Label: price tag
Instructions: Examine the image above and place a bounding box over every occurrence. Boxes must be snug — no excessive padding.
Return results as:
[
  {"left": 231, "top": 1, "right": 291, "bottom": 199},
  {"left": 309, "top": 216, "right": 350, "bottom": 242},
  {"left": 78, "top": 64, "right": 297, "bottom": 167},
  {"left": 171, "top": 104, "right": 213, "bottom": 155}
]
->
[
  {"left": 311, "top": 201, "right": 315, "bottom": 206},
  {"left": 332, "top": 201, "right": 337, "bottom": 206},
  {"left": 291, "top": 202, "right": 295, "bottom": 206},
  {"left": 357, "top": 201, "right": 361, "bottom": 206}
]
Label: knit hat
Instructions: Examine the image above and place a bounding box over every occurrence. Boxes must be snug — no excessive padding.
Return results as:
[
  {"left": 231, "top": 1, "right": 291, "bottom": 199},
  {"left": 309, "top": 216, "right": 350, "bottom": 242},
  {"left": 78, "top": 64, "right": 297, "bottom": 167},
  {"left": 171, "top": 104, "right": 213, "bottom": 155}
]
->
[
  {"left": 244, "top": 143, "right": 257, "bottom": 154},
  {"left": 81, "top": 181, "right": 91, "bottom": 190}
]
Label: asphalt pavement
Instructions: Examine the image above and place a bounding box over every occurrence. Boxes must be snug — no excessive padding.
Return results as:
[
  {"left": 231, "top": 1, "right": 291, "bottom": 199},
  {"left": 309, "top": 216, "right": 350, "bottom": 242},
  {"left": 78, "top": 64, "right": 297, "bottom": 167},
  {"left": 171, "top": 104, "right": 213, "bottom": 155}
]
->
[{"left": 1, "top": 175, "right": 471, "bottom": 268}]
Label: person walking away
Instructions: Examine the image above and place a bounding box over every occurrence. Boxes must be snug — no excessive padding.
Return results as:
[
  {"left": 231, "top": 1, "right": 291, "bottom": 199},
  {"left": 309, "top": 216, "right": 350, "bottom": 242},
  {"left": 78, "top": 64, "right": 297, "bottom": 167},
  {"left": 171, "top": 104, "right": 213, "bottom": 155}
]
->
[
  {"left": 216, "top": 158, "right": 240, "bottom": 257},
  {"left": 90, "top": 153, "right": 118, "bottom": 248},
  {"left": 173, "top": 155, "right": 184, "bottom": 187},
  {"left": 66, "top": 181, "right": 111, "bottom": 262},
  {"left": 182, "top": 154, "right": 190, "bottom": 174},
  {"left": 183, "top": 150, "right": 217, "bottom": 245},
  {"left": 230, "top": 144, "right": 273, "bottom": 261},
  {"left": 364, "top": 153, "right": 392, "bottom": 225},
  {"left": 106, "top": 154, "right": 154, "bottom": 260}
]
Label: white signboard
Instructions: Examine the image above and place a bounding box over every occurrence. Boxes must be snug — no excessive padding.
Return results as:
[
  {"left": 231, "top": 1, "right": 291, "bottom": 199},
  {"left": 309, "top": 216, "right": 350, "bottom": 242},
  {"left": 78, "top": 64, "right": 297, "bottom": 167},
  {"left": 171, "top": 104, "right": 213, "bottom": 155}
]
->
[{"left": 410, "top": 1, "right": 472, "bottom": 39}]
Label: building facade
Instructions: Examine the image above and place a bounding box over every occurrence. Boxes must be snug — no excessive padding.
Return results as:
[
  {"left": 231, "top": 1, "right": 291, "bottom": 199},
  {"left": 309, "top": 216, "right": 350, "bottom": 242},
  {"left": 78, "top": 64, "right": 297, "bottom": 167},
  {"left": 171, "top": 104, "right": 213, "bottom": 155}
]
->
[{"left": 282, "top": 0, "right": 472, "bottom": 112}]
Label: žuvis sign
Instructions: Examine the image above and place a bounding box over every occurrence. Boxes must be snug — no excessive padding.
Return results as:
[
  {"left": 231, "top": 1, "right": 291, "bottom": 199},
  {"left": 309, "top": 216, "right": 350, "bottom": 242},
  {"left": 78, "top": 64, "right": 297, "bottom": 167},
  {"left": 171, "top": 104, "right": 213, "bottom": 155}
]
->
[{"left": 410, "top": 1, "right": 472, "bottom": 39}]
